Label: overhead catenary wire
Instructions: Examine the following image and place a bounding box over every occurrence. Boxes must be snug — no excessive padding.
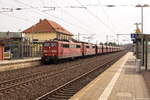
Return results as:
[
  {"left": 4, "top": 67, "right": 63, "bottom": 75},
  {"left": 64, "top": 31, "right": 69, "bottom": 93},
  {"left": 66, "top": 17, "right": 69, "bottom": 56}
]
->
[
  {"left": 96, "top": 0, "right": 116, "bottom": 33},
  {"left": 0, "top": 13, "right": 34, "bottom": 23},
  {"left": 1, "top": 0, "right": 114, "bottom": 35},
  {"left": 74, "top": 0, "right": 114, "bottom": 33},
  {"left": 50, "top": 0, "right": 97, "bottom": 35},
  {"left": 0, "top": 4, "right": 140, "bottom": 12},
  {"left": 0, "top": 13, "right": 35, "bottom": 32},
  {"left": 40, "top": 0, "right": 45, "bottom": 7},
  {"left": 13, "top": 1, "right": 77, "bottom": 25},
  {"left": 1, "top": 1, "right": 135, "bottom": 34},
  {"left": 0, "top": 1, "right": 143, "bottom": 44},
  {"left": 14, "top": 0, "right": 101, "bottom": 37}
]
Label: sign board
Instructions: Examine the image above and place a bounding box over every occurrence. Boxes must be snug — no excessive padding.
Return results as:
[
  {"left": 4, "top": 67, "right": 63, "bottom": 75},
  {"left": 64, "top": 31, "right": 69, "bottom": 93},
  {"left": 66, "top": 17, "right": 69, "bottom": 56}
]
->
[
  {"left": 131, "top": 38, "right": 136, "bottom": 43},
  {"left": 131, "top": 33, "right": 138, "bottom": 39}
]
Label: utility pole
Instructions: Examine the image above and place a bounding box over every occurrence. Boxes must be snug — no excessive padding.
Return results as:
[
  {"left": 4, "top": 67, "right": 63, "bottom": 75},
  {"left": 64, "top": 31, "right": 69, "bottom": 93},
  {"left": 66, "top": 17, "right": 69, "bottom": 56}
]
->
[
  {"left": 83, "top": 36, "right": 93, "bottom": 43},
  {"left": 78, "top": 33, "right": 80, "bottom": 41},
  {"left": 116, "top": 34, "right": 131, "bottom": 45},
  {"left": 96, "top": 40, "right": 98, "bottom": 45},
  {"left": 106, "top": 35, "right": 108, "bottom": 45},
  {"left": 80, "top": 33, "right": 95, "bottom": 42},
  {"left": 135, "top": 4, "right": 149, "bottom": 33},
  {"left": 117, "top": 34, "right": 119, "bottom": 46},
  {"left": 141, "top": 7, "right": 143, "bottom": 34}
]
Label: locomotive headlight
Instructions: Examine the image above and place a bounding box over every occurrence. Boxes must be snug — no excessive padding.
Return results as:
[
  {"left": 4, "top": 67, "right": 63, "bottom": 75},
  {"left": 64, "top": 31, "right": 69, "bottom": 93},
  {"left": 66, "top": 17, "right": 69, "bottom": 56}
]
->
[
  {"left": 51, "top": 50, "right": 56, "bottom": 52},
  {"left": 44, "top": 54, "right": 48, "bottom": 56}
]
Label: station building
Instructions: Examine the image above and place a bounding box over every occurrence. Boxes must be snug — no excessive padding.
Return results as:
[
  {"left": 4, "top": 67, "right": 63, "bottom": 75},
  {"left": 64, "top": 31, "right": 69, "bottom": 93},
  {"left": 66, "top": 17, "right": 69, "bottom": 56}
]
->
[
  {"left": 22, "top": 19, "right": 74, "bottom": 57},
  {"left": 22, "top": 19, "right": 73, "bottom": 41}
]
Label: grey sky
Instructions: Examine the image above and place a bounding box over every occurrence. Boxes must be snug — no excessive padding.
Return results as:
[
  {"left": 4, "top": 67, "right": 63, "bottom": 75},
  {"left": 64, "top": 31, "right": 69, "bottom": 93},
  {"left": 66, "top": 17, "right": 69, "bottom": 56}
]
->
[{"left": 0, "top": 0, "right": 150, "bottom": 44}]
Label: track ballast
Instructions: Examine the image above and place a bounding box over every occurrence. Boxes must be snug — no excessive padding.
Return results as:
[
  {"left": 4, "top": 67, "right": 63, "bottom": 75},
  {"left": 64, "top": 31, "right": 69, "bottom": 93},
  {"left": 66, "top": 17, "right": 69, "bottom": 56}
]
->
[{"left": 0, "top": 51, "right": 126, "bottom": 100}]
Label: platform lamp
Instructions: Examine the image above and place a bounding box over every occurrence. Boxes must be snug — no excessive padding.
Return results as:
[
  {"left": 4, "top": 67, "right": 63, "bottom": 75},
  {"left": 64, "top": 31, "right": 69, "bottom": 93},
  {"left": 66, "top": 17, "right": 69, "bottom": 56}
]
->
[{"left": 136, "top": 4, "right": 149, "bottom": 34}]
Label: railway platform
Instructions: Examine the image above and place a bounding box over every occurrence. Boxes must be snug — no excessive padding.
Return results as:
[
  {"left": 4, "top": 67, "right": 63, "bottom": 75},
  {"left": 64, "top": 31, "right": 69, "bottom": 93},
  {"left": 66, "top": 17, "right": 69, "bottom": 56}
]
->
[
  {"left": 0, "top": 57, "right": 41, "bottom": 72},
  {"left": 0, "top": 57, "right": 40, "bottom": 64},
  {"left": 70, "top": 52, "right": 150, "bottom": 100}
]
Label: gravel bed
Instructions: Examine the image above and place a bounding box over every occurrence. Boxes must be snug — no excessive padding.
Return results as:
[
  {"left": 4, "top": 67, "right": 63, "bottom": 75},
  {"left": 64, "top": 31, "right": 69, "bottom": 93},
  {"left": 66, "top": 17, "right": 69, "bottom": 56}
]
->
[{"left": 0, "top": 52, "right": 125, "bottom": 100}]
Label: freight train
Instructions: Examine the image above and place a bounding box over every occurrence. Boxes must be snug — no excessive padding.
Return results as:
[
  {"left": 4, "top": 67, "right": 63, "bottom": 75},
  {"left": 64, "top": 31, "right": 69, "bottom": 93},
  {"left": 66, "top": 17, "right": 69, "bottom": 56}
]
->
[{"left": 41, "top": 40, "right": 123, "bottom": 64}]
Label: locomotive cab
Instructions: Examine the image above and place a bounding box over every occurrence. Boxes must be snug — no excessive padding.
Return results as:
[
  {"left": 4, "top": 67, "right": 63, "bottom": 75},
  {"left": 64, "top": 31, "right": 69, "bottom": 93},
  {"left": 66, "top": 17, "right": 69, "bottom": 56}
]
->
[{"left": 42, "top": 41, "right": 58, "bottom": 63}]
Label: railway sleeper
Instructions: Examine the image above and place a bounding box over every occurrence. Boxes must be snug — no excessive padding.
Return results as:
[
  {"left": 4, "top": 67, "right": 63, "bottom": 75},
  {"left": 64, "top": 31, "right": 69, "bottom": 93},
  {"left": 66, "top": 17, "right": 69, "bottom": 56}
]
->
[
  {"left": 51, "top": 94, "right": 70, "bottom": 99},
  {"left": 60, "top": 88, "right": 78, "bottom": 93},
  {"left": 58, "top": 88, "right": 77, "bottom": 93},
  {"left": 53, "top": 91, "right": 74, "bottom": 97}
]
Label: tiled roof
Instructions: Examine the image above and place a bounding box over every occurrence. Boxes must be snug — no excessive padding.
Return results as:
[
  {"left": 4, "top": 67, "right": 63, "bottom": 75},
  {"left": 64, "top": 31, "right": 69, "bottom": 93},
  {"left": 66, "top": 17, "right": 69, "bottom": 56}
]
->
[{"left": 22, "top": 19, "right": 73, "bottom": 36}]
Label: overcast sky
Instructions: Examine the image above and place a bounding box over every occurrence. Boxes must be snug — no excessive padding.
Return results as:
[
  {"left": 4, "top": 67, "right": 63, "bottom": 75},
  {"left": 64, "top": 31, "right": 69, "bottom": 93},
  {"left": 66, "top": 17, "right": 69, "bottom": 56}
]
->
[{"left": 1, "top": 0, "right": 150, "bottom": 44}]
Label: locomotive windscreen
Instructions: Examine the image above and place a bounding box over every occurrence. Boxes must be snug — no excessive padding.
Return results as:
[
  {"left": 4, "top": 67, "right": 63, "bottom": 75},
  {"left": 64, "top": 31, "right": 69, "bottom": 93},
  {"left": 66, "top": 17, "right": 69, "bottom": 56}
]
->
[
  {"left": 50, "top": 42, "right": 57, "bottom": 47},
  {"left": 43, "top": 42, "right": 57, "bottom": 47},
  {"left": 43, "top": 43, "right": 50, "bottom": 47}
]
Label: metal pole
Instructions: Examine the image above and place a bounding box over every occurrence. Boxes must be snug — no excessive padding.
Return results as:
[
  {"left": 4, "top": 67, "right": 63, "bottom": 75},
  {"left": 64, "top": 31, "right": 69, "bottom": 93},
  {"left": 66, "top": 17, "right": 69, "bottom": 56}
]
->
[
  {"left": 78, "top": 33, "right": 80, "bottom": 41},
  {"left": 141, "top": 7, "right": 144, "bottom": 65},
  {"left": 106, "top": 35, "right": 108, "bottom": 45},
  {"left": 145, "top": 39, "right": 148, "bottom": 70},
  {"left": 117, "top": 34, "right": 119, "bottom": 46},
  {"left": 141, "top": 7, "right": 143, "bottom": 34},
  {"left": 141, "top": 38, "right": 144, "bottom": 65},
  {"left": 21, "top": 33, "right": 23, "bottom": 58}
]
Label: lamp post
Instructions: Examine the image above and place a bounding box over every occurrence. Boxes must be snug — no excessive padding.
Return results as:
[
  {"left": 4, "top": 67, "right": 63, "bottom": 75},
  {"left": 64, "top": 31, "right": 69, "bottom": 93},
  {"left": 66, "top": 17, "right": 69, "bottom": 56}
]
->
[{"left": 136, "top": 4, "right": 149, "bottom": 34}]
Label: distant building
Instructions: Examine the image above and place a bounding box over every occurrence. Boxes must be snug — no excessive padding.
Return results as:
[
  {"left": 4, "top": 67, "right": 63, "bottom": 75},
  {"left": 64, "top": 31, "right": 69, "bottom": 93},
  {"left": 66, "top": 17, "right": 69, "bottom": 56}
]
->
[
  {"left": 22, "top": 19, "right": 73, "bottom": 41},
  {"left": 0, "top": 32, "right": 24, "bottom": 39}
]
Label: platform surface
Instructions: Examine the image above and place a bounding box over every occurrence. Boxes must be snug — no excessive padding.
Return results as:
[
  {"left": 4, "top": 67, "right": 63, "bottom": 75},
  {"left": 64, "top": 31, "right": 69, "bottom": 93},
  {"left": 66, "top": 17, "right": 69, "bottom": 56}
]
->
[
  {"left": 0, "top": 57, "right": 41, "bottom": 72},
  {"left": 70, "top": 52, "right": 150, "bottom": 100},
  {"left": 0, "top": 57, "right": 40, "bottom": 65}
]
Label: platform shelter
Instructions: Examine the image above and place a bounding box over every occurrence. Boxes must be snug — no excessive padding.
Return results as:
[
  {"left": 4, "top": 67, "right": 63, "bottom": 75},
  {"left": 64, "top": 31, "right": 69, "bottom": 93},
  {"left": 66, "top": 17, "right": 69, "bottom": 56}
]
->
[{"left": 133, "top": 34, "right": 150, "bottom": 70}]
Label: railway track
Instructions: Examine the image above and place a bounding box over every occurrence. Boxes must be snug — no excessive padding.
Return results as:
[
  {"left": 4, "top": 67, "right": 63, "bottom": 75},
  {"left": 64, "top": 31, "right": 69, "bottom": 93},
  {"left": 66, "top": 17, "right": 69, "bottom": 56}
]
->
[
  {"left": 0, "top": 58, "right": 102, "bottom": 93},
  {"left": 0, "top": 54, "right": 101, "bottom": 82},
  {"left": 0, "top": 51, "right": 126, "bottom": 100},
  {"left": 37, "top": 51, "right": 126, "bottom": 100}
]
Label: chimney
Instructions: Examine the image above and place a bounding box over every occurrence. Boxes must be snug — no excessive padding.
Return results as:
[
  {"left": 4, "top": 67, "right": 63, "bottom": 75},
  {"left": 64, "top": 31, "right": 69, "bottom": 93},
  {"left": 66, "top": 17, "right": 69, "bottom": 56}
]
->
[{"left": 39, "top": 19, "right": 42, "bottom": 22}]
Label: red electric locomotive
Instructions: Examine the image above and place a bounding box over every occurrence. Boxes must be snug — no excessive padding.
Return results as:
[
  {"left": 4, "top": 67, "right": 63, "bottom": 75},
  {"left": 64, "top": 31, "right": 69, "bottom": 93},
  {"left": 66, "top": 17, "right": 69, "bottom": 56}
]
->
[
  {"left": 41, "top": 40, "right": 123, "bottom": 63},
  {"left": 42, "top": 40, "right": 83, "bottom": 63}
]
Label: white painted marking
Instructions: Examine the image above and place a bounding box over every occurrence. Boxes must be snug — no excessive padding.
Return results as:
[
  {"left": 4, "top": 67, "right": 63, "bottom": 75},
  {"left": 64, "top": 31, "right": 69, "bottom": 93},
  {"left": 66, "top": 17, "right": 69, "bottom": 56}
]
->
[
  {"left": 98, "top": 54, "right": 128, "bottom": 100},
  {"left": 117, "top": 92, "right": 132, "bottom": 97},
  {"left": 133, "top": 98, "right": 150, "bottom": 100}
]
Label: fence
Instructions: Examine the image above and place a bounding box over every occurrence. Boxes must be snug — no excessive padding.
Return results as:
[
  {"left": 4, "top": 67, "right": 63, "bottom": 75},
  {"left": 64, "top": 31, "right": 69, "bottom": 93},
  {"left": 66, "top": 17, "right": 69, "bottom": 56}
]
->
[{"left": 4, "top": 38, "right": 43, "bottom": 59}]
